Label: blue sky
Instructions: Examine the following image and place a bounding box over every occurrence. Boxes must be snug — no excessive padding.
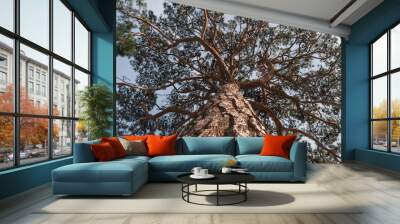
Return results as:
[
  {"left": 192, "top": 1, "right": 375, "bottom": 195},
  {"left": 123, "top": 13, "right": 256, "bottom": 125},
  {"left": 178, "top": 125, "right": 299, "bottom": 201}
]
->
[{"left": 116, "top": 0, "right": 170, "bottom": 109}]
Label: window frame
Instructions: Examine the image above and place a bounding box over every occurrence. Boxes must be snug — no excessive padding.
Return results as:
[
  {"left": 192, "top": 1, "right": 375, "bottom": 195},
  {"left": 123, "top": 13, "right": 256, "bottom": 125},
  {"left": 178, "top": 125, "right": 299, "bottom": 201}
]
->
[
  {"left": 0, "top": 0, "right": 92, "bottom": 171},
  {"left": 370, "top": 22, "right": 400, "bottom": 154}
]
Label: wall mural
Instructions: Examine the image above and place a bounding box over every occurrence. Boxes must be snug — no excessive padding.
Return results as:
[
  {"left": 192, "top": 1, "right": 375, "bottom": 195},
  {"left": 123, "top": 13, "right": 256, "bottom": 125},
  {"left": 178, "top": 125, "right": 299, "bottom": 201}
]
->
[{"left": 116, "top": 0, "right": 342, "bottom": 162}]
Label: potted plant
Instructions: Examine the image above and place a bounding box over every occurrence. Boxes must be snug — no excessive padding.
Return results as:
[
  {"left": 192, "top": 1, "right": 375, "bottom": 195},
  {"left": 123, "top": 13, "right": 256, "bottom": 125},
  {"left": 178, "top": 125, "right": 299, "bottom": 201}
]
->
[{"left": 79, "top": 84, "right": 113, "bottom": 140}]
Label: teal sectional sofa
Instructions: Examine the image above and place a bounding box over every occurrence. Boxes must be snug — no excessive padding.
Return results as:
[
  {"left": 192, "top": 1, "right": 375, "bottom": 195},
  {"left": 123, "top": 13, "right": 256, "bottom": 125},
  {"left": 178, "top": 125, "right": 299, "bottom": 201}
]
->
[{"left": 52, "top": 137, "right": 307, "bottom": 196}]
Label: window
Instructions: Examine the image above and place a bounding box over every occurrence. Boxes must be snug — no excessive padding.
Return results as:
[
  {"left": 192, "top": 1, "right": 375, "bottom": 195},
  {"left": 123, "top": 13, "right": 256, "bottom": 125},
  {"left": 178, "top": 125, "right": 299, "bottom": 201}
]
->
[
  {"left": 0, "top": 55, "right": 7, "bottom": 67},
  {"left": 0, "top": 0, "right": 14, "bottom": 32},
  {"left": 370, "top": 23, "right": 400, "bottom": 153},
  {"left": 0, "top": 71, "right": 6, "bottom": 85},
  {"left": 28, "top": 81, "right": 34, "bottom": 94},
  {"left": 53, "top": 0, "right": 72, "bottom": 60},
  {"left": 0, "top": 54, "right": 8, "bottom": 89},
  {"left": 42, "top": 85, "right": 46, "bottom": 97},
  {"left": 28, "top": 67, "right": 34, "bottom": 80},
  {"left": 53, "top": 59, "right": 72, "bottom": 117},
  {"left": 74, "top": 69, "right": 89, "bottom": 118},
  {"left": 53, "top": 119, "right": 72, "bottom": 158},
  {"left": 0, "top": 116, "right": 13, "bottom": 170},
  {"left": 35, "top": 70, "right": 41, "bottom": 81},
  {"left": 20, "top": 0, "right": 49, "bottom": 49},
  {"left": 36, "top": 84, "right": 40, "bottom": 95},
  {"left": 0, "top": 0, "right": 91, "bottom": 170},
  {"left": 74, "top": 18, "right": 90, "bottom": 70},
  {"left": 0, "top": 34, "right": 13, "bottom": 113}
]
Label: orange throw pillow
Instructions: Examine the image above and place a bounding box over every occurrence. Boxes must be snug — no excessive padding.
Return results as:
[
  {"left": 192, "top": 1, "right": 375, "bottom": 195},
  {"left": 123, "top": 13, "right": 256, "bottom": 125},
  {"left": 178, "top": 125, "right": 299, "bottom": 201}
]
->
[
  {"left": 146, "top": 135, "right": 177, "bottom": 157},
  {"left": 91, "top": 142, "right": 117, "bottom": 162},
  {"left": 124, "top": 135, "right": 148, "bottom": 141},
  {"left": 101, "top": 137, "right": 127, "bottom": 158},
  {"left": 260, "top": 135, "right": 297, "bottom": 159}
]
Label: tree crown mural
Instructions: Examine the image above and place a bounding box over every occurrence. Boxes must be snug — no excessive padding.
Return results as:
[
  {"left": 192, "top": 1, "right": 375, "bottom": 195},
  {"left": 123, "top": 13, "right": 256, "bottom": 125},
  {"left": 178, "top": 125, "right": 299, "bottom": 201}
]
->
[{"left": 116, "top": 0, "right": 342, "bottom": 162}]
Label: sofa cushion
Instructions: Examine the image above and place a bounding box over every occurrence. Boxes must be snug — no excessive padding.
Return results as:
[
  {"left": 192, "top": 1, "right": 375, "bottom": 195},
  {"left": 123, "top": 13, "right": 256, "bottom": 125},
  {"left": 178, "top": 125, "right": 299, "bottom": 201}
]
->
[
  {"left": 116, "top": 155, "right": 150, "bottom": 163},
  {"left": 179, "top": 137, "right": 235, "bottom": 155},
  {"left": 147, "top": 135, "right": 177, "bottom": 157},
  {"left": 119, "top": 138, "right": 147, "bottom": 156},
  {"left": 236, "top": 155, "right": 293, "bottom": 172},
  {"left": 53, "top": 158, "right": 147, "bottom": 183},
  {"left": 236, "top": 137, "right": 264, "bottom": 155},
  {"left": 91, "top": 142, "right": 118, "bottom": 161},
  {"left": 149, "top": 154, "right": 235, "bottom": 172},
  {"left": 101, "top": 137, "right": 127, "bottom": 158},
  {"left": 73, "top": 140, "right": 100, "bottom": 163},
  {"left": 260, "top": 135, "right": 297, "bottom": 159}
]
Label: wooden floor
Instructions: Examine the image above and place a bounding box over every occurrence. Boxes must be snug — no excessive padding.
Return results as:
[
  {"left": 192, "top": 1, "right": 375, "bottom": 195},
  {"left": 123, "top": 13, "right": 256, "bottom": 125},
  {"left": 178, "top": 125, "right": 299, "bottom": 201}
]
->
[{"left": 1, "top": 162, "right": 400, "bottom": 224}]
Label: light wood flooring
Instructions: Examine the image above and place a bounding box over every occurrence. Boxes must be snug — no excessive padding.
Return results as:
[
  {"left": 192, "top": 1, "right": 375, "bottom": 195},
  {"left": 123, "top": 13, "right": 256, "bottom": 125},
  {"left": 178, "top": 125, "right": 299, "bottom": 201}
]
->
[{"left": 1, "top": 162, "right": 400, "bottom": 224}]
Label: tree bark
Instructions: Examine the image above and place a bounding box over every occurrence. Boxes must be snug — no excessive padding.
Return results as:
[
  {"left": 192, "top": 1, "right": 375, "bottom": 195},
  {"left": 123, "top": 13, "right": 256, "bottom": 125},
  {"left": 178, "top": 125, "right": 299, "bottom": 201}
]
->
[{"left": 180, "top": 83, "right": 267, "bottom": 136}]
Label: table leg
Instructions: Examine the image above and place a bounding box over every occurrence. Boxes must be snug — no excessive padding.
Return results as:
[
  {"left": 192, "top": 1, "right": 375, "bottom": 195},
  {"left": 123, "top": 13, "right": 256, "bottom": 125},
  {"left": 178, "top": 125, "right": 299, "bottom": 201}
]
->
[
  {"left": 245, "top": 183, "right": 247, "bottom": 201},
  {"left": 187, "top": 184, "right": 190, "bottom": 202},
  {"left": 195, "top": 184, "right": 198, "bottom": 192},
  {"left": 217, "top": 184, "right": 219, "bottom": 206}
]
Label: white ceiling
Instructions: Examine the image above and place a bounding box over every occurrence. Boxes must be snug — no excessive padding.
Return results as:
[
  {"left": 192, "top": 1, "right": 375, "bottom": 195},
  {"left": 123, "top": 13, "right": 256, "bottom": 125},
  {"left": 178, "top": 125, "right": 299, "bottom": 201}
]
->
[
  {"left": 170, "top": 0, "right": 384, "bottom": 38},
  {"left": 226, "top": 0, "right": 352, "bottom": 22}
]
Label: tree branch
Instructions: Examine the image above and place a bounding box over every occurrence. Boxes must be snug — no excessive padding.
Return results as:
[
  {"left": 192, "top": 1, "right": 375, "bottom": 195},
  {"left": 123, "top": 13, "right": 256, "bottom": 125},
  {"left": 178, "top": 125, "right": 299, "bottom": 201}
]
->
[
  {"left": 201, "top": 9, "right": 208, "bottom": 39},
  {"left": 249, "top": 101, "right": 284, "bottom": 135},
  {"left": 285, "top": 128, "right": 340, "bottom": 162}
]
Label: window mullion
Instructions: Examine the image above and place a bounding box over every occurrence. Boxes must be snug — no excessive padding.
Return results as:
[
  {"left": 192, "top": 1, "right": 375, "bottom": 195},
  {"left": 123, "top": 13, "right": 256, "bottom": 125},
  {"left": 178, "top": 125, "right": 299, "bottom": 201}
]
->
[
  {"left": 13, "top": 0, "right": 20, "bottom": 167},
  {"left": 388, "top": 30, "right": 391, "bottom": 153},
  {"left": 71, "top": 10, "right": 76, "bottom": 155}
]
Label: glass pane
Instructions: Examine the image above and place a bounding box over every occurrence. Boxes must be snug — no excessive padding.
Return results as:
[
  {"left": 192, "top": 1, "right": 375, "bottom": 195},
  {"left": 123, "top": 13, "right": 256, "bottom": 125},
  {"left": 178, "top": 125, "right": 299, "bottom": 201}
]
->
[
  {"left": 0, "top": 34, "right": 14, "bottom": 112},
  {"left": 20, "top": 44, "right": 49, "bottom": 115},
  {"left": 372, "top": 76, "right": 387, "bottom": 119},
  {"left": 391, "top": 72, "right": 400, "bottom": 118},
  {"left": 53, "top": 119, "right": 72, "bottom": 157},
  {"left": 391, "top": 24, "right": 400, "bottom": 70},
  {"left": 53, "top": 59, "right": 72, "bottom": 117},
  {"left": 0, "top": 0, "right": 14, "bottom": 31},
  {"left": 74, "top": 69, "right": 89, "bottom": 118},
  {"left": 20, "top": 117, "right": 49, "bottom": 165},
  {"left": 74, "top": 18, "right": 89, "bottom": 70},
  {"left": 372, "top": 33, "right": 387, "bottom": 76},
  {"left": 20, "top": 0, "right": 49, "bottom": 49},
  {"left": 75, "top": 120, "right": 88, "bottom": 143},
  {"left": 53, "top": 0, "right": 72, "bottom": 60},
  {"left": 0, "top": 116, "right": 14, "bottom": 170},
  {"left": 372, "top": 121, "right": 388, "bottom": 151},
  {"left": 391, "top": 120, "right": 400, "bottom": 153}
]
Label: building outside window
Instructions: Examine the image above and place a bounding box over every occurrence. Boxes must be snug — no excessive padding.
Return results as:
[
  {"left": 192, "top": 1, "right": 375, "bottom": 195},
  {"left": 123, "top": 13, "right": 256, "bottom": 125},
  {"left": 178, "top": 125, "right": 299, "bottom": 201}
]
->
[
  {"left": 41, "top": 85, "right": 46, "bottom": 97},
  {"left": 0, "top": 54, "right": 7, "bottom": 89},
  {"left": 35, "top": 83, "right": 40, "bottom": 95},
  {"left": 0, "top": 54, "right": 7, "bottom": 67},
  {"left": 28, "top": 81, "right": 34, "bottom": 94},
  {"left": 36, "top": 71, "right": 41, "bottom": 82},
  {"left": 28, "top": 66, "right": 34, "bottom": 80},
  {"left": 0, "top": 71, "right": 7, "bottom": 86},
  {"left": 41, "top": 73, "right": 46, "bottom": 83},
  {"left": 0, "top": 0, "right": 91, "bottom": 170}
]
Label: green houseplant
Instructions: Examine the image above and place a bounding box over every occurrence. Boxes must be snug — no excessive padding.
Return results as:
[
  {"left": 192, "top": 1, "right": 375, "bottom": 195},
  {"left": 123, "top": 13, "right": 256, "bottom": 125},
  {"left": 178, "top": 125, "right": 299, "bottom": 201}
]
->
[{"left": 79, "top": 84, "right": 113, "bottom": 140}]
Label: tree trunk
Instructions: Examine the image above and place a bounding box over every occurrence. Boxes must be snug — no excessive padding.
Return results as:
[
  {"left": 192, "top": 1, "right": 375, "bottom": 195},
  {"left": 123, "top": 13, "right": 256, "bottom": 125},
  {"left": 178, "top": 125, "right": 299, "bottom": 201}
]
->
[{"left": 180, "top": 83, "right": 267, "bottom": 136}]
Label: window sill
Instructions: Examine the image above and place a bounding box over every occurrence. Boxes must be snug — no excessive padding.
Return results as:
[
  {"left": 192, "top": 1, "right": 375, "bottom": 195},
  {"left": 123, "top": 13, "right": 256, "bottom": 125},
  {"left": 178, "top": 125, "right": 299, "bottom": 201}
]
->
[{"left": 0, "top": 156, "right": 72, "bottom": 176}]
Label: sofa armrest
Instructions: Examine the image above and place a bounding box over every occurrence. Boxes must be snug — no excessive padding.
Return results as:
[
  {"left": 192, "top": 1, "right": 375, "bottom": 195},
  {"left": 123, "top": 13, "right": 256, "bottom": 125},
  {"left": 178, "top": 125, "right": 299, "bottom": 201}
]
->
[
  {"left": 73, "top": 140, "right": 100, "bottom": 163},
  {"left": 289, "top": 141, "right": 307, "bottom": 181}
]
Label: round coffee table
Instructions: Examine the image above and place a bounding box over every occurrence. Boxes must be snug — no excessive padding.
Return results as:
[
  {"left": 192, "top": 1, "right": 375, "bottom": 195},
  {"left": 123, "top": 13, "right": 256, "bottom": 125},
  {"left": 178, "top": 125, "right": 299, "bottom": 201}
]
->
[{"left": 177, "top": 173, "right": 255, "bottom": 206}]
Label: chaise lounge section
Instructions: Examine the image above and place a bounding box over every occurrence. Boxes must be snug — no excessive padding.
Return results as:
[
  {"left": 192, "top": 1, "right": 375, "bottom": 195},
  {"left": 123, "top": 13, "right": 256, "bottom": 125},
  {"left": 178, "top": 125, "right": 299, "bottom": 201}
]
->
[{"left": 52, "top": 137, "right": 307, "bottom": 196}]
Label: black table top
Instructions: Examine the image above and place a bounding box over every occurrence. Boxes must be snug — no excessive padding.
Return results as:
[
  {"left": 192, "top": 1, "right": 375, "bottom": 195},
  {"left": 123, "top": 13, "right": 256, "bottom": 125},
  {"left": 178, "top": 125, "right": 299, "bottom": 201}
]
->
[{"left": 177, "top": 172, "right": 255, "bottom": 185}]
